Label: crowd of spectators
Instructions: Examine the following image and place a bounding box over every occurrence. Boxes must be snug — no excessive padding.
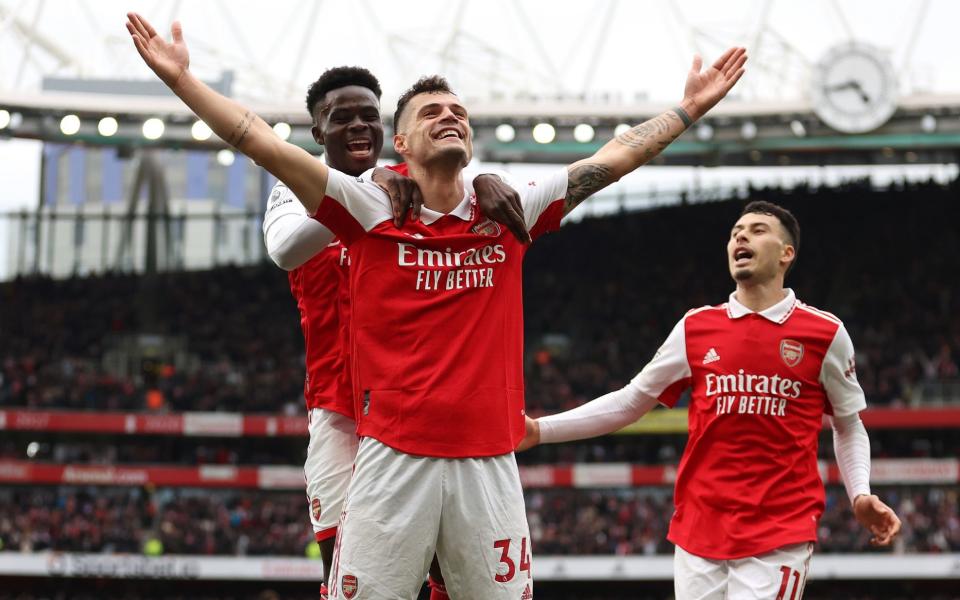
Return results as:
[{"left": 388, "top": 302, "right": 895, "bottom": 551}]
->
[
  {"left": 3, "top": 426, "right": 958, "bottom": 468},
  {"left": 1, "top": 179, "right": 958, "bottom": 415},
  {"left": 2, "top": 485, "right": 957, "bottom": 557}
]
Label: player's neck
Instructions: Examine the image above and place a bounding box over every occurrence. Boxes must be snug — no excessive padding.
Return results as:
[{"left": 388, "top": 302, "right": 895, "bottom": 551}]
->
[
  {"left": 407, "top": 161, "right": 465, "bottom": 214},
  {"left": 734, "top": 280, "right": 787, "bottom": 313}
]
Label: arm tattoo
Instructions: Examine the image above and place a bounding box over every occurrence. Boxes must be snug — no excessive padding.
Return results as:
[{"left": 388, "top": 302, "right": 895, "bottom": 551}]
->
[
  {"left": 565, "top": 163, "right": 613, "bottom": 212},
  {"left": 614, "top": 111, "right": 684, "bottom": 159},
  {"left": 615, "top": 112, "right": 680, "bottom": 147},
  {"left": 228, "top": 110, "right": 254, "bottom": 147}
]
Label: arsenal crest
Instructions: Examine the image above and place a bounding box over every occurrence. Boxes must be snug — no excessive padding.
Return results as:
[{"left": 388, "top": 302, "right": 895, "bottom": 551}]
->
[
  {"left": 342, "top": 574, "right": 358, "bottom": 599},
  {"left": 780, "top": 339, "right": 804, "bottom": 367},
  {"left": 471, "top": 218, "right": 502, "bottom": 237},
  {"left": 311, "top": 498, "right": 321, "bottom": 522}
]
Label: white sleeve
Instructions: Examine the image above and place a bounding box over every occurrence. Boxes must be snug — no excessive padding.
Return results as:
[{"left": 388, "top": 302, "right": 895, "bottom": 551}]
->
[
  {"left": 631, "top": 317, "right": 692, "bottom": 407},
  {"left": 831, "top": 413, "right": 871, "bottom": 503},
  {"left": 820, "top": 324, "right": 868, "bottom": 417},
  {"left": 463, "top": 167, "right": 519, "bottom": 192},
  {"left": 520, "top": 168, "right": 569, "bottom": 231},
  {"left": 262, "top": 182, "right": 334, "bottom": 270},
  {"left": 318, "top": 168, "right": 393, "bottom": 231},
  {"left": 539, "top": 381, "right": 659, "bottom": 444}
]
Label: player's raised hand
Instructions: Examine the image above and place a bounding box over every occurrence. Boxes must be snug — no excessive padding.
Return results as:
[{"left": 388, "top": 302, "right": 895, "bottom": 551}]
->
[
  {"left": 681, "top": 47, "right": 747, "bottom": 121},
  {"left": 126, "top": 12, "right": 190, "bottom": 90},
  {"left": 853, "top": 494, "right": 902, "bottom": 546},
  {"left": 515, "top": 416, "right": 541, "bottom": 452}
]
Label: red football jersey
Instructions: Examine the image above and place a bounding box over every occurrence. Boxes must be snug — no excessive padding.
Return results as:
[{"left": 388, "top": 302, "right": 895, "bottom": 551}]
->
[
  {"left": 633, "top": 290, "right": 867, "bottom": 559},
  {"left": 267, "top": 164, "right": 410, "bottom": 418},
  {"left": 288, "top": 240, "right": 353, "bottom": 417},
  {"left": 315, "top": 168, "right": 568, "bottom": 458}
]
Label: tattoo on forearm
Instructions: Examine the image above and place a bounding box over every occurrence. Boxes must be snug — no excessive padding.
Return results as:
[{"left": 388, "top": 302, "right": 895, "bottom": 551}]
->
[
  {"left": 228, "top": 111, "right": 254, "bottom": 147},
  {"left": 615, "top": 112, "right": 681, "bottom": 147},
  {"left": 614, "top": 111, "right": 685, "bottom": 160},
  {"left": 565, "top": 163, "right": 613, "bottom": 212},
  {"left": 672, "top": 105, "right": 693, "bottom": 127}
]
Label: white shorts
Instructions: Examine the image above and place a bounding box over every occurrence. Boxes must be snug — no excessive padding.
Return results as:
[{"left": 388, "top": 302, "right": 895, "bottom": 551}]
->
[
  {"left": 329, "top": 438, "right": 533, "bottom": 600},
  {"left": 304, "top": 408, "right": 359, "bottom": 540},
  {"left": 674, "top": 542, "right": 813, "bottom": 600}
]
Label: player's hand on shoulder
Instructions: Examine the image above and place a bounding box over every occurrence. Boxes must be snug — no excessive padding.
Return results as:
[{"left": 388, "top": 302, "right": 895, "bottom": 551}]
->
[
  {"left": 516, "top": 416, "right": 541, "bottom": 452},
  {"left": 853, "top": 494, "right": 902, "bottom": 547},
  {"left": 372, "top": 167, "right": 423, "bottom": 227},
  {"left": 474, "top": 174, "right": 530, "bottom": 244}
]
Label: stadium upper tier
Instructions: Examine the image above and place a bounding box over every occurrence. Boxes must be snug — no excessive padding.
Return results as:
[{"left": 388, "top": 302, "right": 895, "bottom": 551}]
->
[
  {"left": 4, "top": 91, "right": 960, "bottom": 165},
  {"left": 2, "top": 178, "right": 958, "bottom": 415}
]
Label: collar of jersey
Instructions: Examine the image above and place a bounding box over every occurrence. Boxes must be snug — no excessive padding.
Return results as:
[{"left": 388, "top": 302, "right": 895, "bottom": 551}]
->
[
  {"left": 726, "top": 288, "right": 796, "bottom": 322},
  {"left": 417, "top": 191, "right": 474, "bottom": 225}
]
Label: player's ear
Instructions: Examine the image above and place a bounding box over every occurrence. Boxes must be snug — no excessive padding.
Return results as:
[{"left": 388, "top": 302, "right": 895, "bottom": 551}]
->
[
  {"left": 394, "top": 133, "right": 406, "bottom": 155},
  {"left": 781, "top": 243, "right": 796, "bottom": 268},
  {"left": 312, "top": 125, "right": 323, "bottom": 146}
]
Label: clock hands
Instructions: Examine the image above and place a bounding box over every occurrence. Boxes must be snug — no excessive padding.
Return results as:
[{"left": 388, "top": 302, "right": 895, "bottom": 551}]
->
[{"left": 825, "top": 80, "right": 871, "bottom": 104}]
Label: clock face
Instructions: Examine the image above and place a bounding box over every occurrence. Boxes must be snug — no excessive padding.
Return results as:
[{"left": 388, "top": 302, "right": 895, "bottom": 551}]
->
[{"left": 811, "top": 43, "right": 898, "bottom": 134}]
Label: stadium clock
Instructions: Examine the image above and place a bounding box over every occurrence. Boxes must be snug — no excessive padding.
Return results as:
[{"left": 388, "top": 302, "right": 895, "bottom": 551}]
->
[{"left": 810, "top": 42, "right": 898, "bottom": 134}]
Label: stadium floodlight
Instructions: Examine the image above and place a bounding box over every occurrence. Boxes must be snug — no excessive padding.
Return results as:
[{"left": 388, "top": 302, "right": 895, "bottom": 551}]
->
[
  {"left": 191, "top": 120, "right": 212, "bottom": 141},
  {"left": 97, "top": 117, "right": 119, "bottom": 137},
  {"left": 26, "top": 441, "right": 39, "bottom": 458},
  {"left": 532, "top": 123, "right": 556, "bottom": 144},
  {"left": 217, "top": 149, "right": 235, "bottom": 166},
  {"left": 0, "top": 109, "right": 9, "bottom": 129},
  {"left": 740, "top": 121, "right": 757, "bottom": 140},
  {"left": 142, "top": 118, "right": 165, "bottom": 140},
  {"left": 494, "top": 123, "right": 515, "bottom": 143},
  {"left": 60, "top": 114, "right": 81, "bottom": 135},
  {"left": 695, "top": 123, "right": 713, "bottom": 141},
  {"left": 921, "top": 114, "right": 937, "bottom": 133},
  {"left": 790, "top": 120, "right": 806, "bottom": 137},
  {"left": 614, "top": 123, "right": 631, "bottom": 137},
  {"left": 273, "top": 122, "right": 292, "bottom": 141},
  {"left": 573, "top": 123, "right": 595, "bottom": 143}
]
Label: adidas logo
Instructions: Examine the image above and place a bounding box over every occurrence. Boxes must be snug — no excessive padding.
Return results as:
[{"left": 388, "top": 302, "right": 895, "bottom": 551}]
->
[
  {"left": 703, "top": 348, "right": 720, "bottom": 364},
  {"left": 520, "top": 584, "right": 533, "bottom": 600}
]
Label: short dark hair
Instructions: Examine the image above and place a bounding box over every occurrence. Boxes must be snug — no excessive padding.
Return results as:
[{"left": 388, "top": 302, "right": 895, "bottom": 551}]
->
[
  {"left": 393, "top": 75, "right": 455, "bottom": 131},
  {"left": 741, "top": 200, "right": 801, "bottom": 274},
  {"left": 305, "top": 66, "right": 382, "bottom": 118}
]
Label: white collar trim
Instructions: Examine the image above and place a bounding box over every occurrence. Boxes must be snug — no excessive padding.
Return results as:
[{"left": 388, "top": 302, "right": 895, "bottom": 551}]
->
[
  {"left": 726, "top": 288, "right": 797, "bottom": 323},
  {"left": 417, "top": 177, "right": 475, "bottom": 225}
]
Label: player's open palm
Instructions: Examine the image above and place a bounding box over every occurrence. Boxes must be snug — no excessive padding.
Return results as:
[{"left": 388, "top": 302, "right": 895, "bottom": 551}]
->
[
  {"left": 682, "top": 47, "right": 747, "bottom": 120},
  {"left": 126, "top": 12, "right": 190, "bottom": 90},
  {"left": 853, "top": 494, "right": 902, "bottom": 546}
]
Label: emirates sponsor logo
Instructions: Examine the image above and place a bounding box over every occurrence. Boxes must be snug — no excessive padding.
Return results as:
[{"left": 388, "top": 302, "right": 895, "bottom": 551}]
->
[
  {"left": 707, "top": 370, "right": 803, "bottom": 418},
  {"left": 342, "top": 574, "right": 358, "bottom": 599},
  {"left": 397, "top": 242, "right": 506, "bottom": 291},
  {"left": 706, "top": 370, "right": 802, "bottom": 399},
  {"left": 397, "top": 242, "right": 506, "bottom": 267},
  {"left": 780, "top": 339, "right": 804, "bottom": 367},
  {"left": 702, "top": 348, "right": 720, "bottom": 364}
]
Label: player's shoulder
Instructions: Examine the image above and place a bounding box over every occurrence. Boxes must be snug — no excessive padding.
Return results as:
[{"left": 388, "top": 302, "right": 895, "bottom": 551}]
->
[
  {"left": 793, "top": 300, "right": 844, "bottom": 326},
  {"left": 324, "top": 167, "right": 391, "bottom": 206},
  {"left": 683, "top": 303, "right": 726, "bottom": 319}
]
